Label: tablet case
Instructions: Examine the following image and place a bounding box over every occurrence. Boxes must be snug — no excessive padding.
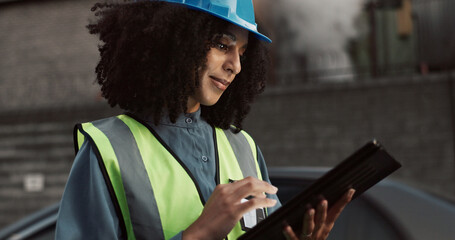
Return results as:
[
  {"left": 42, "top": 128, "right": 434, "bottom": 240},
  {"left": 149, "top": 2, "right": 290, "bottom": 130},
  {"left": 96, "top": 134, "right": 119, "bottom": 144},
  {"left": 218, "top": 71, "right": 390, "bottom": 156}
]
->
[{"left": 238, "top": 139, "right": 402, "bottom": 240}]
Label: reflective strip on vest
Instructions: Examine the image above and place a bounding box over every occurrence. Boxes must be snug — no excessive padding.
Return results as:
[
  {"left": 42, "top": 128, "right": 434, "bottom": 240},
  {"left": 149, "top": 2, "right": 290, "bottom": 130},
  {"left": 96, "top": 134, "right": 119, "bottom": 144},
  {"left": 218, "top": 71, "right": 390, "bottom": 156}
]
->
[
  {"left": 74, "top": 114, "right": 262, "bottom": 239},
  {"left": 222, "top": 128, "right": 262, "bottom": 180}
]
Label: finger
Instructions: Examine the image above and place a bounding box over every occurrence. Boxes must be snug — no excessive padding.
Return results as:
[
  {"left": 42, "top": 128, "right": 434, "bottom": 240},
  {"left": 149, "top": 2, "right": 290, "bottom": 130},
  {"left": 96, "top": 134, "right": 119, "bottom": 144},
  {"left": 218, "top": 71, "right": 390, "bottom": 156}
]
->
[
  {"left": 230, "top": 177, "right": 278, "bottom": 200},
  {"left": 326, "top": 188, "right": 355, "bottom": 224},
  {"left": 302, "top": 208, "right": 315, "bottom": 238},
  {"left": 313, "top": 200, "right": 327, "bottom": 234},
  {"left": 282, "top": 225, "right": 298, "bottom": 240},
  {"left": 237, "top": 196, "right": 277, "bottom": 214}
]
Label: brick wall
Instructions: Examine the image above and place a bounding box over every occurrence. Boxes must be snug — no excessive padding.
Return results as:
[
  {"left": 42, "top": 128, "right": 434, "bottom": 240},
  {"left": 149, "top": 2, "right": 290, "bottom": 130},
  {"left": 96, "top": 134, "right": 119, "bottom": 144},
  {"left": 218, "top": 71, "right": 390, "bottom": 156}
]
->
[
  {"left": 0, "top": 0, "right": 102, "bottom": 227},
  {"left": 0, "top": 0, "right": 100, "bottom": 111},
  {"left": 0, "top": 105, "right": 121, "bottom": 228},
  {"left": 244, "top": 74, "right": 455, "bottom": 201}
]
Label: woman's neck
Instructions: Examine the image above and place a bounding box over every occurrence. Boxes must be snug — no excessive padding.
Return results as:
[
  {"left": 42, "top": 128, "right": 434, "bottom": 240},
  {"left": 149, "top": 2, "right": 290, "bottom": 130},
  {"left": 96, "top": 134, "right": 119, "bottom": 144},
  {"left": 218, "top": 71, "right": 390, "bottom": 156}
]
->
[{"left": 186, "top": 97, "right": 200, "bottom": 113}]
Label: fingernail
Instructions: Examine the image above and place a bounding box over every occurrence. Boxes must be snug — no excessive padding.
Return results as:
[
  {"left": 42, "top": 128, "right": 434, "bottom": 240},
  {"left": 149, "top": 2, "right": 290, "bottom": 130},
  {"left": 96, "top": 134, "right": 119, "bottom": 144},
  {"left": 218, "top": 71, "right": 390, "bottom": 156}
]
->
[
  {"left": 282, "top": 226, "right": 291, "bottom": 239},
  {"left": 309, "top": 209, "right": 314, "bottom": 216},
  {"left": 321, "top": 200, "right": 327, "bottom": 207},
  {"left": 349, "top": 189, "right": 356, "bottom": 197},
  {"left": 306, "top": 209, "right": 314, "bottom": 218}
]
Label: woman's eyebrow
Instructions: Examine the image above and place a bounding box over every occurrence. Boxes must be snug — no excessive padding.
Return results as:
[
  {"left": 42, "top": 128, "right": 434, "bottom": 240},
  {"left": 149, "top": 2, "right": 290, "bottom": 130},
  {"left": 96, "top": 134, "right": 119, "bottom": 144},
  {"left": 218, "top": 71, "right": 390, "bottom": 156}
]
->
[
  {"left": 218, "top": 32, "right": 248, "bottom": 49},
  {"left": 222, "top": 32, "right": 236, "bottom": 41}
]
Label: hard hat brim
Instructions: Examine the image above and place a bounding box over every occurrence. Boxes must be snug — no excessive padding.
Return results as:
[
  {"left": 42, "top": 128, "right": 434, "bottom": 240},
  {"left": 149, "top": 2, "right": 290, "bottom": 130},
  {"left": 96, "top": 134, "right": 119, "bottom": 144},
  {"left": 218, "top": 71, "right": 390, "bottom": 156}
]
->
[{"left": 174, "top": 2, "right": 272, "bottom": 43}]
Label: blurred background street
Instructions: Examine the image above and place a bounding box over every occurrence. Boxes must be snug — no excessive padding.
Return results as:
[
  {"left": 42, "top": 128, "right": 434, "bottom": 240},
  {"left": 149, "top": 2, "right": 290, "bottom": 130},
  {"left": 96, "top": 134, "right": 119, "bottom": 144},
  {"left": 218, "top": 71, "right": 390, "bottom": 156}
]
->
[{"left": 0, "top": 0, "right": 454, "bottom": 229}]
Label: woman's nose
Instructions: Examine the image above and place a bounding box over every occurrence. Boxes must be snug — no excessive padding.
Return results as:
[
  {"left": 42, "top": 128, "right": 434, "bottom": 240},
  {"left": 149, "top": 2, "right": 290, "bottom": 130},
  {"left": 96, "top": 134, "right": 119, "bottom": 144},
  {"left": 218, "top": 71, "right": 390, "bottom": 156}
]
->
[{"left": 223, "top": 51, "right": 242, "bottom": 75}]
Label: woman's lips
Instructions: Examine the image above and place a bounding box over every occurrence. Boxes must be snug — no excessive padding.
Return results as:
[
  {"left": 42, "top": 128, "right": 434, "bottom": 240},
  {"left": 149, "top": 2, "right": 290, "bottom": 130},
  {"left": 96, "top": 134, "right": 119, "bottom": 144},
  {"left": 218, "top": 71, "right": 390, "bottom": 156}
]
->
[{"left": 210, "top": 76, "right": 230, "bottom": 91}]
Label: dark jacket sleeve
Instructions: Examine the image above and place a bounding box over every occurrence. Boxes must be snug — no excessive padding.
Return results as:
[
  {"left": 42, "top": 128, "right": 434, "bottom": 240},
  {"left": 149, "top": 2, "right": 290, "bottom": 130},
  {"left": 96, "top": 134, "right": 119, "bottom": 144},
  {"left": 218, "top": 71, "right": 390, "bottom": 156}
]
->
[{"left": 55, "top": 140, "right": 122, "bottom": 240}]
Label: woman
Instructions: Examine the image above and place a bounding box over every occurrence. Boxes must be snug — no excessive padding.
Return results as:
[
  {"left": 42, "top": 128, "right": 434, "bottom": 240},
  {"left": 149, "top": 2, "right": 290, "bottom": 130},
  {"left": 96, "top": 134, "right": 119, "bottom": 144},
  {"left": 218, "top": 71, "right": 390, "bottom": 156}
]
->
[{"left": 55, "top": 1, "right": 354, "bottom": 239}]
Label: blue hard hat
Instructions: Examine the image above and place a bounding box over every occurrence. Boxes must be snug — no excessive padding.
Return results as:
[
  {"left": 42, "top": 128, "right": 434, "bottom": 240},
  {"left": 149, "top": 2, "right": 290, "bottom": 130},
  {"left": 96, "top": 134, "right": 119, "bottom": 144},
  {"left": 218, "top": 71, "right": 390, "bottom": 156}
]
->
[{"left": 146, "top": 0, "right": 271, "bottom": 43}]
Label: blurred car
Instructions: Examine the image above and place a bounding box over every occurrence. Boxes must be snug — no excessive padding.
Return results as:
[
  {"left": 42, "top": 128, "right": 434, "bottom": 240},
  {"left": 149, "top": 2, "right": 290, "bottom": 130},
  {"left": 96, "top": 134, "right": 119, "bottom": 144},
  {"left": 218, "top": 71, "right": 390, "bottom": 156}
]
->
[
  {"left": 269, "top": 167, "right": 455, "bottom": 240},
  {"left": 1, "top": 167, "right": 454, "bottom": 240},
  {"left": 0, "top": 202, "right": 58, "bottom": 240}
]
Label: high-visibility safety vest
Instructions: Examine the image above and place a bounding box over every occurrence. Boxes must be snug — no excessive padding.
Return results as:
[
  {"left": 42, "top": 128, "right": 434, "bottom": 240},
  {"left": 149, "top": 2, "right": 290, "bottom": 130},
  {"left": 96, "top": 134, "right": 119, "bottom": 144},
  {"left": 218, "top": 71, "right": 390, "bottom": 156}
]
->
[{"left": 73, "top": 113, "right": 264, "bottom": 240}]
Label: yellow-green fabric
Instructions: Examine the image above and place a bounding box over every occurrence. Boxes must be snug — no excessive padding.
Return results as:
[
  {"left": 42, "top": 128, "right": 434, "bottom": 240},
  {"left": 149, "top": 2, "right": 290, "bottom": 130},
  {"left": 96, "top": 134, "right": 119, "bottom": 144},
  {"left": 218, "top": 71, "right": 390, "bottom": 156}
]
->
[{"left": 75, "top": 114, "right": 262, "bottom": 239}]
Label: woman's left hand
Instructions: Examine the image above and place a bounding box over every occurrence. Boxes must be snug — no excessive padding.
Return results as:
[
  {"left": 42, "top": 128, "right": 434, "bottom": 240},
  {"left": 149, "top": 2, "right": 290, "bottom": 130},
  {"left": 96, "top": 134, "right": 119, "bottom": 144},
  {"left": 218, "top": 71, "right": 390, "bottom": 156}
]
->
[{"left": 282, "top": 188, "right": 355, "bottom": 240}]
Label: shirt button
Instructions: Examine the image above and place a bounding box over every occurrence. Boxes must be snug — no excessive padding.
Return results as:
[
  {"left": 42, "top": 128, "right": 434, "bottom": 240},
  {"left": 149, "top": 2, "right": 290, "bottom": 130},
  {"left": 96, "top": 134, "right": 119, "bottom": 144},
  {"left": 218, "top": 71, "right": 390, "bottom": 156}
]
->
[
  {"left": 185, "top": 118, "right": 193, "bottom": 124},
  {"left": 201, "top": 156, "right": 208, "bottom": 162}
]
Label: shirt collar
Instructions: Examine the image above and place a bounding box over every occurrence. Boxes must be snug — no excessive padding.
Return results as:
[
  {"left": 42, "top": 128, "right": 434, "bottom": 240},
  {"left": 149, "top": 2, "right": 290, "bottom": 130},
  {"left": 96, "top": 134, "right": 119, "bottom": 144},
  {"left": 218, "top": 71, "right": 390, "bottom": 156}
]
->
[{"left": 140, "top": 108, "right": 203, "bottom": 129}]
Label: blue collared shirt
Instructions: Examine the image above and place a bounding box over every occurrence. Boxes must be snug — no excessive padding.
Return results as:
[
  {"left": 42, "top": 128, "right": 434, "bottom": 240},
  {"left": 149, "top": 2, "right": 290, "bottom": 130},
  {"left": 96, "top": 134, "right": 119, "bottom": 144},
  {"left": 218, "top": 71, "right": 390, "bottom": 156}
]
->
[{"left": 55, "top": 109, "right": 281, "bottom": 239}]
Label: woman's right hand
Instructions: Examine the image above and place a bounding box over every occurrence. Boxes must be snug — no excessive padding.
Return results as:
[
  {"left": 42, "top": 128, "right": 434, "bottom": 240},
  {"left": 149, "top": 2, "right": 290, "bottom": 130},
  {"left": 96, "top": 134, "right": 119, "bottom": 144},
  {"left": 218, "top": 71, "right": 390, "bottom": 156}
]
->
[{"left": 182, "top": 176, "right": 278, "bottom": 240}]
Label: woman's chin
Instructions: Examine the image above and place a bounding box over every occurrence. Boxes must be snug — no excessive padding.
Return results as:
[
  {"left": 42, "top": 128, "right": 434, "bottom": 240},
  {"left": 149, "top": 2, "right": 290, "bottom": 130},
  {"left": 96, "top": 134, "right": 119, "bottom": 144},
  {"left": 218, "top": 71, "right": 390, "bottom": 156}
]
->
[{"left": 201, "top": 96, "right": 222, "bottom": 107}]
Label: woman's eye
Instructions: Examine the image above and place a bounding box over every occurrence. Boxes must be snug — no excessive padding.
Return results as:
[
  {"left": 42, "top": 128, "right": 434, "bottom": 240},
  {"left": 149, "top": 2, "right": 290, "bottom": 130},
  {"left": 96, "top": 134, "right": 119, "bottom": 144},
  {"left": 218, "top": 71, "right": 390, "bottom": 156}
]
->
[{"left": 217, "top": 43, "right": 228, "bottom": 51}]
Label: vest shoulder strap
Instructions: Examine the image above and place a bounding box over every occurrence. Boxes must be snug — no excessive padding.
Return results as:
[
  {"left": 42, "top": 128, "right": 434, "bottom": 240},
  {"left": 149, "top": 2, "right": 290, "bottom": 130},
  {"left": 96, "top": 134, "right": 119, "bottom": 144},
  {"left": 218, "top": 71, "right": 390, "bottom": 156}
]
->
[{"left": 221, "top": 127, "right": 261, "bottom": 180}]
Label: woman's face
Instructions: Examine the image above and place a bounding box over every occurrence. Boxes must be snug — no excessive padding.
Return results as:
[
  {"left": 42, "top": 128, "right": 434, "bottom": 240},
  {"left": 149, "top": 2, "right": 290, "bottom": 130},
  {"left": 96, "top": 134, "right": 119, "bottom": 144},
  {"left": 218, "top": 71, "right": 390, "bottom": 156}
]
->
[{"left": 187, "top": 24, "right": 249, "bottom": 113}]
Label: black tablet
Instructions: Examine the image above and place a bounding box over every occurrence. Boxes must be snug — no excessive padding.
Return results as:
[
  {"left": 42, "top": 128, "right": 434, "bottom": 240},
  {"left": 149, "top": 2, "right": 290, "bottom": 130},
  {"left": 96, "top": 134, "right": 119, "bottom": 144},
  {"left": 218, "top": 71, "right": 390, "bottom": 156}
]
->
[{"left": 238, "top": 140, "right": 402, "bottom": 240}]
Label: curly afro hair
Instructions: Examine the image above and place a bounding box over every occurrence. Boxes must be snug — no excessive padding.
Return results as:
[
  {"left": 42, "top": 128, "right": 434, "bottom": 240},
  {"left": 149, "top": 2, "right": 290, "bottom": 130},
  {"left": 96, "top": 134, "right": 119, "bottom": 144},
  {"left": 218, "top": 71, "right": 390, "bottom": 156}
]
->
[{"left": 87, "top": 0, "right": 269, "bottom": 130}]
